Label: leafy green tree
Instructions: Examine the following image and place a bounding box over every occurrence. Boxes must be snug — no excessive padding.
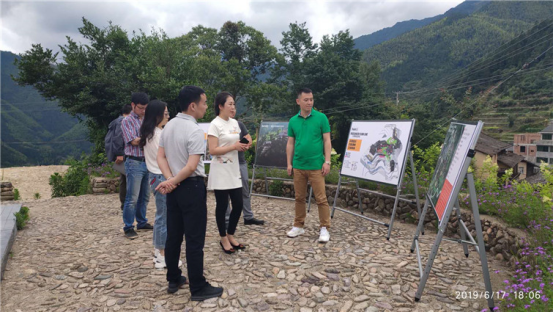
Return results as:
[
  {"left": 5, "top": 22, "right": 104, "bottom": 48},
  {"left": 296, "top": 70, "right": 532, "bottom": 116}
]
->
[{"left": 14, "top": 18, "right": 144, "bottom": 153}]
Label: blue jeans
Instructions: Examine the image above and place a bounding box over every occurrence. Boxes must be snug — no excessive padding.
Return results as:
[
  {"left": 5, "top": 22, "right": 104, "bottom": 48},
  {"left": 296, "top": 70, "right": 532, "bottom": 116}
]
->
[
  {"left": 149, "top": 172, "right": 167, "bottom": 250},
  {"left": 123, "top": 158, "right": 150, "bottom": 231}
]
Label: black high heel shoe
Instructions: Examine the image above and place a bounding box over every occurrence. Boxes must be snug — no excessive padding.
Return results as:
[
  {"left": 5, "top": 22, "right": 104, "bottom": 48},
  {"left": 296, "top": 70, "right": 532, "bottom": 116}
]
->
[
  {"left": 230, "top": 242, "right": 246, "bottom": 250},
  {"left": 220, "top": 242, "right": 235, "bottom": 254}
]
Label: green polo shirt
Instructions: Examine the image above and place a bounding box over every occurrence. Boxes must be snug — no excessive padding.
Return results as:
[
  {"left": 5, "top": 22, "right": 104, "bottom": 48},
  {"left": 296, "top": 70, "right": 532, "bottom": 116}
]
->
[{"left": 288, "top": 109, "right": 330, "bottom": 170}]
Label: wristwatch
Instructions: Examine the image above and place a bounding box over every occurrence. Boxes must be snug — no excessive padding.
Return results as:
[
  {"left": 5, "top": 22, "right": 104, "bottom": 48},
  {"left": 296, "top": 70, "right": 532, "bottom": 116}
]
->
[{"left": 325, "top": 161, "right": 331, "bottom": 165}]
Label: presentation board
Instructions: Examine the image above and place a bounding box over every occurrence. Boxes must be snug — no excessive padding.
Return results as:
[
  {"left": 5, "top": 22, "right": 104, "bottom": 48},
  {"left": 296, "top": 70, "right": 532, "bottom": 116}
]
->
[
  {"left": 427, "top": 121, "right": 480, "bottom": 224},
  {"left": 198, "top": 123, "right": 212, "bottom": 164},
  {"left": 254, "top": 121, "right": 289, "bottom": 169},
  {"left": 340, "top": 120, "right": 414, "bottom": 186}
]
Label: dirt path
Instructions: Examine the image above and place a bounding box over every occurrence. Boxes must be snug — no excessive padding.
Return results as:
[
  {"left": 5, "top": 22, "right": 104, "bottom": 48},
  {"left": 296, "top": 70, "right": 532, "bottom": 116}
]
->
[{"left": 1, "top": 165, "right": 69, "bottom": 200}]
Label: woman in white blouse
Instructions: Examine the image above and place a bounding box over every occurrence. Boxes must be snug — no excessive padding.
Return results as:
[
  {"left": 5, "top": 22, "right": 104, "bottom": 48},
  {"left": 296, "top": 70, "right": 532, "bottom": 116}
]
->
[
  {"left": 207, "top": 92, "right": 249, "bottom": 254},
  {"left": 140, "top": 100, "right": 182, "bottom": 268}
]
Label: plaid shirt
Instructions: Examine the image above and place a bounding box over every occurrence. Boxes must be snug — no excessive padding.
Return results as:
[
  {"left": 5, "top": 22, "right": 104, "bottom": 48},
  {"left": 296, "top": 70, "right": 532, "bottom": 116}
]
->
[{"left": 121, "top": 111, "right": 144, "bottom": 157}]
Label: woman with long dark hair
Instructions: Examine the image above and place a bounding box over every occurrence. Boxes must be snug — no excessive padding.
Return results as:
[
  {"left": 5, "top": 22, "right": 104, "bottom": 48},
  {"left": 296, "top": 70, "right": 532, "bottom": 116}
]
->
[
  {"left": 207, "top": 92, "right": 249, "bottom": 254},
  {"left": 140, "top": 100, "right": 181, "bottom": 268}
]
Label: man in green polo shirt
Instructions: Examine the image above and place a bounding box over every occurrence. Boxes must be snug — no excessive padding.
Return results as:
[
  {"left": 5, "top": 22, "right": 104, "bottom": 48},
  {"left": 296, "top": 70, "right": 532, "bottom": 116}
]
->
[{"left": 286, "top": 88, "right": 332, "bottom": 243}]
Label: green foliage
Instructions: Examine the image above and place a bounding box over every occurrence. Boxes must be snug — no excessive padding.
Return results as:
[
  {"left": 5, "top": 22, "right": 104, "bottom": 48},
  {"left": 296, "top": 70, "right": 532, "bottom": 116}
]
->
[
  {"left": 507, "top": 114, "right": 516, "bottom": 128},
  {"left": 14, "top": 19, "right": 279, "bottom": 154},
  {"left": 269, "top": 180, "right": 284, "bottom": 196},
  {"left": 467, "top": 159, "right": 552, "bottom": 231},
  {"left": 33, "top": 193, "right": 41, "bottom": 200},
  {"left": 14, "top": 206, "right": 30, "bottom": 230},
  {"left": 13, "top": 188, "right": 20, "bottom": 200},
  {"left": 405, "top": 143, "right": 441, "bottom": 195},
  {"left": 49, "top": 156, "right": 93, "bottom": 197}
]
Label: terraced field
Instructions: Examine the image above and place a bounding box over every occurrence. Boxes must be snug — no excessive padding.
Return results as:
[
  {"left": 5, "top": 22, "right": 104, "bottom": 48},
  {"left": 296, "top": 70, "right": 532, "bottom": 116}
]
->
[{"left": 474, "top": 94, "right": 552, "bottom": 142}]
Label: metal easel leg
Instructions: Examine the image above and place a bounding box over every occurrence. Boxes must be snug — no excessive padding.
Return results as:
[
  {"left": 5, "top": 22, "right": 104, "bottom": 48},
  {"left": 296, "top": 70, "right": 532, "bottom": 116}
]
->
[
  {"left": 467, "top": 173, "right": 495, "bottom": 310},
  {"left": 456, "top": 199, "right": 469, "bottom": 258},
  {"left": 331, "top": 175, "right": 342, "bottom": 219},
  {"left": 386, "top": 188, "right": 402, "bottom": 240},
  {"left": 355, "top": 180, "right": 363, "bottom": 215}
]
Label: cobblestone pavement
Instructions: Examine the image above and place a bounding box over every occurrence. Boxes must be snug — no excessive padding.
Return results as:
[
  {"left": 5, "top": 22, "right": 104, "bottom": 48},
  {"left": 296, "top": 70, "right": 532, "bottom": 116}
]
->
[{"left": 1, "top": 194, "right": 512, "bottom": 312}]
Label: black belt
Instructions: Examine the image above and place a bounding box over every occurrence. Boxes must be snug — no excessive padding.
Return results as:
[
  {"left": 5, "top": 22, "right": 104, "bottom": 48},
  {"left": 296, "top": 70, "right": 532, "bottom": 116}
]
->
[
  {"left": 126, "top": 156, "right": 145, "bottom": 162},
  {"left": 185, "top": 176, "right": 204, "bottom": 181}
]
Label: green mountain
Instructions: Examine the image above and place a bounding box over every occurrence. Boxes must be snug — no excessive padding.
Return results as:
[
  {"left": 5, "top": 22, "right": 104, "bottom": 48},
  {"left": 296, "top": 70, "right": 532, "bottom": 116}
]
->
[
  {"left": 1, "top": 51, "right": 93, "bottom": 167},
  {"left": 353, "top": 1, "right": 488, "bottom": 51},
  {"left": 466, "top": 20, "right": 553, "bottom": 142},
  {"left": 363, "top": 1, "right": 553, "bottom": 93}
]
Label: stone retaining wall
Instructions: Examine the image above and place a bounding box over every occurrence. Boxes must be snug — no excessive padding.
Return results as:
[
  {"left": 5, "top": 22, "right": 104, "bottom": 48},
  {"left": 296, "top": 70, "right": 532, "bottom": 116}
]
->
[
  {"left": 252, "top": 179, "right": 521, "bottom": 263},
  {"left": 90, "top": 177, "right": 120, "bottom": 195},
  {"left": 1, "top": 182, "right": 14, "bottom": 201}
]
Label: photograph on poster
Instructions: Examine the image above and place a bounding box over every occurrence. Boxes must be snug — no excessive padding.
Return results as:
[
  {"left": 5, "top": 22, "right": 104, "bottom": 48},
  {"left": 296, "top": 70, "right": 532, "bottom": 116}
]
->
[
  {"left": 427, "top": 123, "right": 465, "bottom": 206},
  {"left": 198, "top": 123, "right": 212, "bottom": 164},
  {"left": 427, "top": 122, "right": 478, "bottom": 222},
  {"left": 255, "top": 122, "right": 289, "bottom": 168},
  {"left": 340, "top": 121, "right": 413, "bottom": 186}
]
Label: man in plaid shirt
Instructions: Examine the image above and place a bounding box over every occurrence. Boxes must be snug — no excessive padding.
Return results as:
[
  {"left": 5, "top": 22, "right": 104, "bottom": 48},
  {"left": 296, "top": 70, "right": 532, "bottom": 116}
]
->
[{"left": 121, "top": 92, "right": 154, "bottom": 239}]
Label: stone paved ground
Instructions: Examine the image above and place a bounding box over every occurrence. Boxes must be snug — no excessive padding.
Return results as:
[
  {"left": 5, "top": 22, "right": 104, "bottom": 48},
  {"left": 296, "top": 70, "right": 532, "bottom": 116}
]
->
[{"left": 1, "top": 193, "right": 512, "bottom": 312}]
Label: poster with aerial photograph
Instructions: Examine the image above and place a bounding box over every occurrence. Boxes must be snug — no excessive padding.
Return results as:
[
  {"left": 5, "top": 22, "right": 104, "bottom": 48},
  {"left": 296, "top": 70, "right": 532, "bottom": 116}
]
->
[
  {"left": 254, "top": 121, "right": 289, "bottom": 169},
  {"left": 427, "top": 121, "right": 481, "bottom": 224},
  {"left": 340, "top": 120, "right": 415, "bottom": 186},
  {"left": 198, "top": 123, "right": 212, "bottom": 164}
]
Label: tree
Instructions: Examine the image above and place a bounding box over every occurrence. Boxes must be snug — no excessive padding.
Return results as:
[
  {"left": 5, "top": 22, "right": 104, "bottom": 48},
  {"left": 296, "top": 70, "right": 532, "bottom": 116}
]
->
[{"left": 14, "top": 18, "right": 145, "bottom": 153}]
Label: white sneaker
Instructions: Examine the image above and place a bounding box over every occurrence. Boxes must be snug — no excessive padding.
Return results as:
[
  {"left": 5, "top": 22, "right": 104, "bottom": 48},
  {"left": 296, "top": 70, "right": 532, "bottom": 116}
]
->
[
  {"left": 319, "top": 227, "right": 330, "bottom": 243},
  {"left": 287, "top": 227, "right": 305, "bottom": 238},
  {"left": 153, "top": 250, "right": 182, "bottom": 269}
]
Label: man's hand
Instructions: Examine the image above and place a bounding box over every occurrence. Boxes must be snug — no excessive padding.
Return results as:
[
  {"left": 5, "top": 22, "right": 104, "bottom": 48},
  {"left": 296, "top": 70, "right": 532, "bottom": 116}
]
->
[
  {"left": 156, "top": 179, "right": 178, "bottom": 194},
  {"left": 115, "top": 156, "right": 124, "bottom": 164},
  {"left": 131, "top": 138, "right": 141, "bottom": 146},
  {"left": 321, "top": 163, "right": 330, "bottom": 176},
  {"left": 287, "top": 165, "right": 293, "bottom": 176}
]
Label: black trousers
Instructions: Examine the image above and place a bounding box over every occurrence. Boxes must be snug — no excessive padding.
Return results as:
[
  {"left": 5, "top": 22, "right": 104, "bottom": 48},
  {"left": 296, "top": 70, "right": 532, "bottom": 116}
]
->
[
  {"left": 119, "top": 174, "right": 126, "bottom": 209},
  {"left": 166, "top": 178, "right": 207, "bottom": 293},
  {"left": 214, "top": 188, "right": 243, "bottom": 237}
]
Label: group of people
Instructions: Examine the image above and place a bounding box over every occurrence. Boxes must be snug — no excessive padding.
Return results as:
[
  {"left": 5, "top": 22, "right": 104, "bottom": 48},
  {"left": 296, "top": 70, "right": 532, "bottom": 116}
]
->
[{"left": 104, "top": 86, "right": 333, "bottom": 301}]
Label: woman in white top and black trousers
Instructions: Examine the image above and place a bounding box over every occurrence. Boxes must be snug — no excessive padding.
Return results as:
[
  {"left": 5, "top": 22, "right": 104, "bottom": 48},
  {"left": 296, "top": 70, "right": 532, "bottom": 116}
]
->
[{"left": 207, "top": 92, "right": 249, "bottom": 254}]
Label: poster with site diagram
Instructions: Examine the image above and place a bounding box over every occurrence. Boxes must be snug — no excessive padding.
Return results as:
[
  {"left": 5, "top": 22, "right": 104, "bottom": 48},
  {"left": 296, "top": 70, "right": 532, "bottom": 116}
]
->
[
  {"left": 340, "top": 120, "right": 414, "bottom": 186},
  {"left": 427, "top": 121, "right": 481, "bottom": 225}
]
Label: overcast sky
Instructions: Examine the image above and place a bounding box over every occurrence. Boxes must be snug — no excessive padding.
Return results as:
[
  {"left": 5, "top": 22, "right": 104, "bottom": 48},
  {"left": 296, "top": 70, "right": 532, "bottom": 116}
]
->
[{"left": 1, "top": 1, "right": 464, "bottom": 55}]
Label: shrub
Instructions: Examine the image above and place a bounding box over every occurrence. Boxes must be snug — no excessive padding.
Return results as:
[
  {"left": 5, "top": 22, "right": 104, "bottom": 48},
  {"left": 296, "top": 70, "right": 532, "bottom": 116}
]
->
[
  {"left": 14, "top": 206, "right": 30, "bottom": 230},
  {"left": 269, "top": 180, "right": 284, "bottom": 196},
  {"left": 33, "top": 192, "right": 41, "bottom": 199},
  {"left": 13, "top": 189, "right": 20, "bottom": 200},
  {"left": 49, "top": 156, "right": 93, "bottom": 197}
]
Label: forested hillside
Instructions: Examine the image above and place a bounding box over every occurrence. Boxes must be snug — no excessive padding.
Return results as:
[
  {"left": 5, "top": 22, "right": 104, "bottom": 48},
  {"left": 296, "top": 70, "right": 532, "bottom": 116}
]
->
[
  {"left": 1, "top": 51, "right": 93, "bottom": 167},
  {"left": 363, "top": 1, "right": 553, "bottom": 93},
  {"left": 353, "top": 0, "right": 488, "bottom": 51}
]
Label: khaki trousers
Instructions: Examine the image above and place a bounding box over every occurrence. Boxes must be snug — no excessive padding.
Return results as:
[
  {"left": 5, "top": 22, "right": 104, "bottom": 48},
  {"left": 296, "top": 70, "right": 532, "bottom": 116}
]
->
[{"left": 293, "top": 169, "right": 331, "bottom": 228}]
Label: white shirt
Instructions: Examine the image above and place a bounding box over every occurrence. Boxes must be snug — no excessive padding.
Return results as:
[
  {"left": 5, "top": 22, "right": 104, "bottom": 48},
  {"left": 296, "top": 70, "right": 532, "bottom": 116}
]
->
[
  {"left": 144, "top": 127, "right": 162, "bottom": 175},
  {"left": 207, "top": 116, "right": 242, "bottom": 190}
]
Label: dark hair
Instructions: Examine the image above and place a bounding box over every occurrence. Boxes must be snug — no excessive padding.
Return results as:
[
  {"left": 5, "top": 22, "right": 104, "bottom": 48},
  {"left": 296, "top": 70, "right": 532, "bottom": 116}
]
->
[
  {"left": 297, "top": 87, "right": 312, "bottom": 98},
  {"left": 131, "top": 92, "right": 149, "bottom": 105},
  {"left": 121, "top": 104, "right": 132, "bottom": 115},
  {"left": 214, "top": 92, "right": 233, "bottom": 116},
  {"left": 178, "top": 86, "right": 205, "bottom": 112},
  {"left": 139, "top": 100, "right": 167, "bottom": 148}
]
